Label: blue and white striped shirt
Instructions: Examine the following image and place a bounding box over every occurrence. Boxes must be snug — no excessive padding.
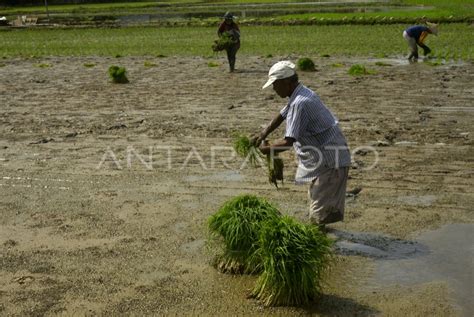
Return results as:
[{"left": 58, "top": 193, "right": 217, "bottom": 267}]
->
[{"left": 280, "top": 83, "right": 351, "bottom": 183}]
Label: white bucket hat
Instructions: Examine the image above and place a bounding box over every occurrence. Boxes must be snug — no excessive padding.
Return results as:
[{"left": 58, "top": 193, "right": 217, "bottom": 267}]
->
[{"left": 262, "top": 61, "right": 296, "bottom": 89}]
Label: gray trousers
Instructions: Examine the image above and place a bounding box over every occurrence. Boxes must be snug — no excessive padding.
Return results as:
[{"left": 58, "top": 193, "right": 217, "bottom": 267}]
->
[{"left": 403, "top": 30, "right": 418, "bottom": 59}]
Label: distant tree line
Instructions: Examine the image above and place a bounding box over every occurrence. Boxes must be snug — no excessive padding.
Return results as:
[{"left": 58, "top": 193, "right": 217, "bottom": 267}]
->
[{"left": 0, "top": 0, "right": 146, "bottom": 6}]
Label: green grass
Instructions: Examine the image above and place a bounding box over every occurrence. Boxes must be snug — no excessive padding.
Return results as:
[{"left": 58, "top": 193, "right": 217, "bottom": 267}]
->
[{"left": 0, "top": 24, "right": 472, "bottom": 60}]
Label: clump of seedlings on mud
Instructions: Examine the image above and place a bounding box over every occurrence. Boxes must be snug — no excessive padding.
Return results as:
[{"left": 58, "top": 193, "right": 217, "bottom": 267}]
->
[
  {"left": 208, "top": 194, "right": 281, "bottom": 273},
  {"left": 297, "top": 57, "right": 316, "bottom": 71},
  {"left": 108, "top": 65, "right": 129, "bottom": 83},
  {"left": 233, "top": 134, "right": 284, "bottom": 188},
  {"left": 212, "top": 31, "right": 237, "bottom": 52},
  {"left": 208, "top": 196, "right": 333, "bottom": 306},
  {"left": 348, "top": 64, "right": 376, "bottom": 76},
  {"left": 250, "top": 216, "right": 333, "bottom": 306}
]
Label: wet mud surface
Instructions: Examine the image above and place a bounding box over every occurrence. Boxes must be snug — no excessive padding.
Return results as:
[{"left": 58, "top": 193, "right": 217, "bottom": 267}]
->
[{"left": 0, "top": 55, "right": 473, "bottom": 315}]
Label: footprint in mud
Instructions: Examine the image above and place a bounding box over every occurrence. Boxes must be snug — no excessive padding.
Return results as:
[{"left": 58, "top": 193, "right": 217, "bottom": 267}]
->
[{"left": 331, "top": 230, "right": 429, "bottom": 260}]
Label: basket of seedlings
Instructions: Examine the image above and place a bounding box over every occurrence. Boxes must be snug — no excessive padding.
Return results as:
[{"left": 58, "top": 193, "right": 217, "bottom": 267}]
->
[
  {"left": 208, "top": 194, "right": 281, "bottom": 274},
  {"left": 233, "top": 134, "right": 284, "bottom": 188},
  {"left": 250, "top": 216, "right": 333, "bottom": 306},
  {"left": 212, "top": 31, "right": 237, "bottom": 52}
]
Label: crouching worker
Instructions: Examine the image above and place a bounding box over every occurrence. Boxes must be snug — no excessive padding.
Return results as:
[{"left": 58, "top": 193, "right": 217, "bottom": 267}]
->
[
  {"left": 253, "top": 61, "right": 351, "bottom": 230},
  {"left": 217, "top": 12, "right": 240, "bottom": 72},
  {"left": 403, "top": 22, "right": 438, "bottom": 62}
]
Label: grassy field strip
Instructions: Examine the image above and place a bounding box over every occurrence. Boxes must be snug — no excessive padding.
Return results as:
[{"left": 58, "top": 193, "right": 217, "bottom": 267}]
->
[{"left": 1, "top": 23, "right": 472, "bottom": 59}]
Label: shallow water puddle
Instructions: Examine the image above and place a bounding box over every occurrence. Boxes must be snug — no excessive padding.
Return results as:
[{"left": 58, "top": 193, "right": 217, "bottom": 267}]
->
[{"left": 336, "top": 224, "right": 473, "bottom": 316}]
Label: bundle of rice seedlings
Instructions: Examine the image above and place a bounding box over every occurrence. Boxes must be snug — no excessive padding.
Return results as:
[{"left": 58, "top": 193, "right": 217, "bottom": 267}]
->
[
  {"left": 233, "top": 134, "right": 264, "bottom": 168},
  {"left": 212, "top": 32, "right": 237, "bottom": 52},
  {"left": 267, "top": 155, "right": 284, "bottom": 188},
  {"left": 297, "top": 57, "right": 316, "bottom": 71},
  {"left": 251, "top": 216, "right": 333, "bottom": 306},
  {"left": 348, "top": 64, "right": 376, "bottom": 76},
  {"left": 108, "top": 65, "right": 129, "bottom": 84},
  {"left": 208, "top": 194, "right": 281, "bottom": 274}
]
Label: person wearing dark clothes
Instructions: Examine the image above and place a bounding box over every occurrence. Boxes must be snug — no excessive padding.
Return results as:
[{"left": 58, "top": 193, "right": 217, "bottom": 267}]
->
[
  {"left": 403, "top": 22, "right": 438, "bottom": 62},
  {"left": 218, "top": 12, "right": 240, "bottom": 72}
]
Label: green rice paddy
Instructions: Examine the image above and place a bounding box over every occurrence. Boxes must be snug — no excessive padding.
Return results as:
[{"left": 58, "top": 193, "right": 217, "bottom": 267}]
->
[{"left": 1, "top": 23, "right": 472, "bottom": 60}]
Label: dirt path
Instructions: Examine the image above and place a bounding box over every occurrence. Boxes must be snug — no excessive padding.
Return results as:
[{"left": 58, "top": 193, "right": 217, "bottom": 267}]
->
[{"left": 1, "top": 55, "right": 472, "bottom": 315}]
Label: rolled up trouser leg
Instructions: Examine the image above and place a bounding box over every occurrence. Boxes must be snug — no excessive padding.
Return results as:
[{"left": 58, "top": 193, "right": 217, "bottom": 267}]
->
[{"left": 308, "top": 167, "right": 349, "bottom": 225}]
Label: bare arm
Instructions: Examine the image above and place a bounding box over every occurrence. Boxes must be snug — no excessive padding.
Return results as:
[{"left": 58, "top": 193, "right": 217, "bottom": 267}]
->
[{"left": 254, "top": 113, "right": 285, "bottom": 145}]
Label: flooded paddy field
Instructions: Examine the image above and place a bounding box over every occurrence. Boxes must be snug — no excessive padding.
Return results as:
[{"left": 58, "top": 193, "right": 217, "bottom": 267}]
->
[{"left": 0, "top": 55, "right": 472, "bottom": 315}]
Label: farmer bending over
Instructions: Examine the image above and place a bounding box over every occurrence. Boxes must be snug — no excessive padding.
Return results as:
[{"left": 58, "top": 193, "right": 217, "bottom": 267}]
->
[
  {"left": 218, "top": 12, "right": 240, "bottom": 72},
  {"left": 403, "top": 22, "right": 438, "bottom": 62},
  {"left": 253, "top": 61, "right": 351, "bottom": 229}
]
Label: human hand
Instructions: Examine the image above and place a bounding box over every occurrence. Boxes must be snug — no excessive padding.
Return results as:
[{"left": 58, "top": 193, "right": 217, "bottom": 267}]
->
[
  {"left": 258, "top": 140, "right": 270, "bottom": 155},
  {"left": 250, "top": 134, "right": 265, "bottom": 146}
]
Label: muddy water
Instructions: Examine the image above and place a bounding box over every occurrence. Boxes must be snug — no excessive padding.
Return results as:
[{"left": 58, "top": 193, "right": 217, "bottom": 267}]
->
[{"left": 371, "top": 224, "right": 473, "bottom": 316}]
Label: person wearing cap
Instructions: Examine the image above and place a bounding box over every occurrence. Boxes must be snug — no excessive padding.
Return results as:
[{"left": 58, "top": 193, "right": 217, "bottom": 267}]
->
[
  {"left": 218, "top": 12, "right": 240, "bottom": 72},
  {"left": 253, "top": 61, "right": 351, "bottom": 229},
  {"left": 403, "top": 22, "right": 438, "bottom": 62}
]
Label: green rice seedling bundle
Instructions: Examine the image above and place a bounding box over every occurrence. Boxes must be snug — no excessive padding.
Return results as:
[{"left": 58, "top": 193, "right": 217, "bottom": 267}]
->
[
  {"left": 251, "top": 216, "right": 333, "bottom": 306},
  {"left": 207, "top": 61, "right": 219, "bottom": 67},
  {"left": 267, "top": 155, "right": 284, "bottom": 188},
  {"left": 233, "top": 134, "right": 264, "bottom": 168},
  {"left": 212, "top": 32, "right": 237, "bottom": 52},
  {"left": 144, "top": 61, "right": 157, "bottom": 67},
  {"left": 297, "top": 57, "right": 316, "bottom": 71},
  {"left": 208, "top": 195, "right": 281, "bottom": 274},
  {"left": 348, "top": 64, "right": 376, "bottom": 76},
  {"left": 108, "top": 65, "right": 129, "bottom": 83},
  {"left": 233, "top": 134, "right": 284, "bottom": 188}
]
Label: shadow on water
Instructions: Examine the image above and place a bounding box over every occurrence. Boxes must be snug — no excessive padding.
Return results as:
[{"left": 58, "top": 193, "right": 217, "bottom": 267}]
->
[{"left": 302, "top": 293, "right": 379, "bottom": 316}]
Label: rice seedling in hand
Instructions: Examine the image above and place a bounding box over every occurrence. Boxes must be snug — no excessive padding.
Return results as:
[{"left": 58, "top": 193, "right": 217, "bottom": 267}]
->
[
  {"left": 267, "top": 155, "right": 284, "bottom": 188},
  {"left": 208, "top": 195, "right": 281, "bottom": 274},
  {"left": 233, "top": 134, "right": 264, "bottom": 168},
  {"left": 108, "top": 65, "right": 129, "bottom": 83},
  {"left": 251, "top": 216, "right": 333, "bottom": 307},
  {"left": 212, "top": 31, "right": 237, "bottom": 52},
  {"left": 297, "top": 57, "right": 316, "bottom": 71}
]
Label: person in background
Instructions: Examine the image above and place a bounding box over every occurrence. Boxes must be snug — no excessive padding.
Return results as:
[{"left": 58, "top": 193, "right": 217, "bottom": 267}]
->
[
  {"left": 217, "top": 12, "right": 240, "bottom": 72},
  {"left": 253, "top": 61, "right": 351, "bottom": 230},
  {"left": 403, "top": 22, "right": 439, "bottom": 62}
]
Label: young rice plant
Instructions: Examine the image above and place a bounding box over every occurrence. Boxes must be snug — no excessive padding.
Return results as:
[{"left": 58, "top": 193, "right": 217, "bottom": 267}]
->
[
  {"left": 108, "top": 65, "right": 129, "bottom": 83},
  {"left": 233, "top": 134, "right": 284, "bottom": 188},
  {"left": 348, "top": 64, "right": 376, "bottom": 76},
  {"left": 233, "top": 134, "right": 264, "bottom": 168},
  {"left": 212, "top": 32, "right": 237, "bottom": 52},
  {"left": 251, "top": 216, "right": 333, "bottom": 306},
  {"left": 208, "top": 194, "right": 281, "bottom": 274},
  {"left": 297, "top": 57, "right": 316, "bottom": 71}
]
